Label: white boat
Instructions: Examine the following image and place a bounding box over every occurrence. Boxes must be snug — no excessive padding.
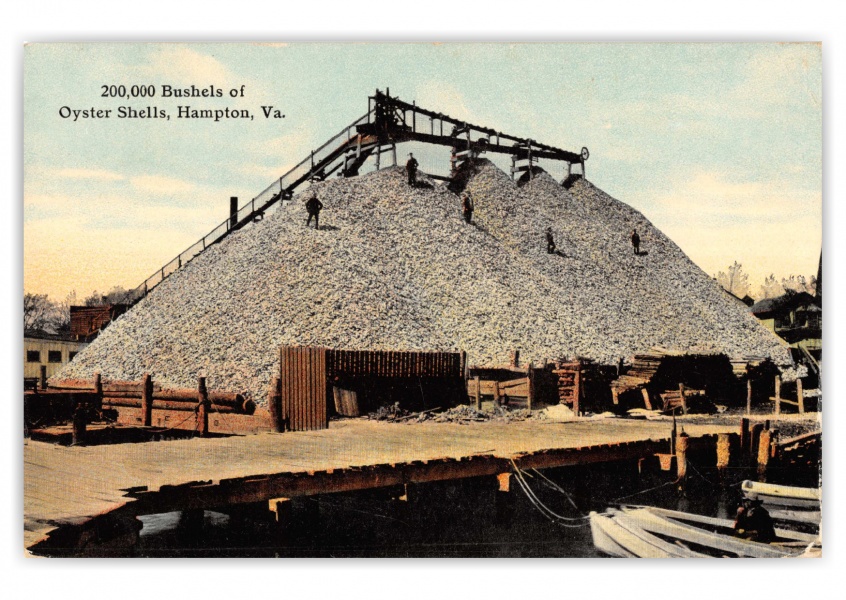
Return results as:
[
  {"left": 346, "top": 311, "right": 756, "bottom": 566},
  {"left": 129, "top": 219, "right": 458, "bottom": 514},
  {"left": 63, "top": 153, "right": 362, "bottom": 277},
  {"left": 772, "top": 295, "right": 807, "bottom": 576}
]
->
[
  {"left": 590, "top": 506, "right": 820, "bottom": 558},
  {"left": 741, "top": 480, "right": 821, "bottom": 525}
]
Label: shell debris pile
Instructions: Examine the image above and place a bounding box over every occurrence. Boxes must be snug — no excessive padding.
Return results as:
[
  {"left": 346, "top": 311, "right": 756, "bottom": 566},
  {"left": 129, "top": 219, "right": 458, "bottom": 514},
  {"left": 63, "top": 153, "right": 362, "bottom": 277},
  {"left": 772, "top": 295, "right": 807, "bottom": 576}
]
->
[{"left": 58, "top": 161, "right": 791, "bottom": 403}]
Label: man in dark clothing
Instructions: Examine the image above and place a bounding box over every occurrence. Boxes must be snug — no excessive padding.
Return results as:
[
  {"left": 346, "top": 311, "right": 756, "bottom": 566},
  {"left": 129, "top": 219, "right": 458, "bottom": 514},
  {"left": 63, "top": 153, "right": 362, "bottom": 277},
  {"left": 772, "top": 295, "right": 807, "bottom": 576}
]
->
[
  {"left": 406, "top": 153, "right": 419, "bottom": 186},
  {"left": 462, "top": 192, "right": 474, "bottom": 224},
  {"left": 734, "top": 499, "right": 776, "bottom": 543},
  {"left": 305, "top": 194, "right": 323, "bottom": 230},
  {"left": 546, "top": 227, "right": 556, "bottom": 254},
  {"left": 631, "top": 229, "right": 641, "bottom": 255}
]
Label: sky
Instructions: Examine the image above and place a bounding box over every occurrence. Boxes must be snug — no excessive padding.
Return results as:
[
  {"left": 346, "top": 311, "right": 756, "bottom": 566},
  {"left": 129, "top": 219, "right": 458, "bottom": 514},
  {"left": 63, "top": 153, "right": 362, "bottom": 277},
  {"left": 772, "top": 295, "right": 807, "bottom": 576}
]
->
[{"left": 23, "top": 42, "right": 822, "bottom": 300}]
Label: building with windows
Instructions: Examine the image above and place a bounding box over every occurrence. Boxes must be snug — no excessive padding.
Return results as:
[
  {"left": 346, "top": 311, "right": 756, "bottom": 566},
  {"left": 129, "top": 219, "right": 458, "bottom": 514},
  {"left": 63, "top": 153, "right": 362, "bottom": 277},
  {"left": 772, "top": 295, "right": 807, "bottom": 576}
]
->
[
  {"left": 749, "top": 291, "right": 821, "bottom": 353},
  {"left": 23, "top": 330, "right": 88, "bottom": 379}
]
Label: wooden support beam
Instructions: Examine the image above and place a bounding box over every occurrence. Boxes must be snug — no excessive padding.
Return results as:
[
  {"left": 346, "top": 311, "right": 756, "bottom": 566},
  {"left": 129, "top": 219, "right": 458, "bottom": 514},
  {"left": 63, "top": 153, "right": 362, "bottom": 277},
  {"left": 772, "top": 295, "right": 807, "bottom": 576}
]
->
[
  {"left": 527, "top": 363, "right": 534, "bottom": 411},
  {"left": 750, "top": 423, "right": 764, "bottom": 461},
  {"left": 197, "top": 377, "right": 210, "bottom": 437},
  {"left": 797, "top": 378, "right": 805, "bottom": 414},
  {"left": 268, "top": 376, "right": 283, "bottom": 433},
  {"left": 141, "top": 373, "right": 153, "bottom": 427},
  {"left": 497, "top": 473, "right": 511, "bottom": 493},
  {"left": 679, "top": 383, "right": 688, "bottom": 415},
  {"left": 573, "top": 367, "right": 581, "bottom": 417},
  {"left": 474, "top": 376, "right": 481, "bottom": 411},
  {"left": 40, "top": 365, "right": 47, "bottom": 391},
  {"left": 641, "top": 388, "right": 652, "bottom": 410},
  {"left": 774, "top": 375, "right": 782, "bottom": 415},
  {"left": 611, "top": 388, "right": 619, "bottom": 405}
]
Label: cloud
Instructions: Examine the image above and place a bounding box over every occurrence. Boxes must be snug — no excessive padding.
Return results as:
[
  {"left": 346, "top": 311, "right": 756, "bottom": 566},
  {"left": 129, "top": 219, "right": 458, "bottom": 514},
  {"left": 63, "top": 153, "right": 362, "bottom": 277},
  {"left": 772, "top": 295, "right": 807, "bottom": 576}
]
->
[
  {"left": 55, "top": 168, "right": 125, "bottom": 181},
  {"left": 130, "top": 174, "right": 196, "bottom": 195},
  {"left": 139, "top": 46, "right": 233, "bottom": 87}
]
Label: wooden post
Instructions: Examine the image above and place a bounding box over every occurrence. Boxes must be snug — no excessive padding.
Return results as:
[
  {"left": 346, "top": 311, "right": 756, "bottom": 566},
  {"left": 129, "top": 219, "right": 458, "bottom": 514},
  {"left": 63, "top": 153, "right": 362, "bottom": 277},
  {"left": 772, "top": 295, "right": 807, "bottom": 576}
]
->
[
  {"left": 72, "top": 404, "right": 86, "bottom": 446},
  {"left": 527, "top": 362, "right": 534, "bottom": 411},
  {"left": 197, "top": 377, "right": 210, "bottom": 437},
  {"left": 611, "top": 388, "right": 619, "bottom": 405},
  {"left": 678, "top": 383, "right": 688, "bottom": 415},
  {"left": 268, "top": 376, "right": 283, "bottom": 432},
  {"left": 757, "top": 429, "right": 772, "bottom": 481},
  {"left": 493, "top": 381, "right": 501, "bottom": 406},
  {"left": 141, "top": 373, "right": 153, "bottom": 427},
  {"left": 474, "top": 376, "right": 481, "bottom": 411},
  {"left": 746, "top": 379, "right": 752, "bottom": 415},
  {"left": 774, "top": 375, "right": 782, "bottom": 415},
  {"left": 511, "top": 349, "right": 520, "bottom": 368},
  {"left": 676, "top": 432, "right": 689, "bottom": 484},
  {"left": 573, "top": 366, "right": 581, "bottom": 417},
  {"left": 797, "top": 378, "right": 805, "bottom": 414},
  {"left": 460, "top": 351, "right": 467, "bottom": 381},
  {"left": 641, "top": 388, "right": 652, "bottom": 410},
  {"left": 39, "top": 365, "right": 47, "bottom": 390},
  {"left": 617, "top": 357, "right": 624, "bottom": 377},
  {"left": 670, "top": 415, "right": 677, "bottom": 455},
  {"left": 716, "top": 433, "right": 731, "bottom": 485},
  {"left": 94, "top": 372, "right": 103, "bottom": 413},
  {"left": 740, "top": 417, "right": 750, "bottom": 456}
]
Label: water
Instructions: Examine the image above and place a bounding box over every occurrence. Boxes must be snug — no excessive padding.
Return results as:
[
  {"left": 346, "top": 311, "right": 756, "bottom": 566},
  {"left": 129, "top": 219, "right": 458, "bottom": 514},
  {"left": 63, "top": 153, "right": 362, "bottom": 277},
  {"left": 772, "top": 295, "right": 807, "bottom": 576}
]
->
[{"left": 132, "top": 460, "right": 740, "bottom": 558}]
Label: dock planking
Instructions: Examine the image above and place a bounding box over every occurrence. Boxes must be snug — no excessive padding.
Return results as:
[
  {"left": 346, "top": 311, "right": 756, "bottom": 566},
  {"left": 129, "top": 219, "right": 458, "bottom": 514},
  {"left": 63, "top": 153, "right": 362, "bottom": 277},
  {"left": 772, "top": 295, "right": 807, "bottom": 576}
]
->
[{"left": 24, "top": 417, "right": 746, "bottom": 552}]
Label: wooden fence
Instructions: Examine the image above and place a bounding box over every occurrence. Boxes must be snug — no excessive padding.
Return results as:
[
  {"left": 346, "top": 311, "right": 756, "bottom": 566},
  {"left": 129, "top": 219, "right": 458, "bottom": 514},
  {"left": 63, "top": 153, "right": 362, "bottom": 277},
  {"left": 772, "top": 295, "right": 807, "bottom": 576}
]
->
[{"left": 275, "top": 347, "right": 466, "bottom": 431}]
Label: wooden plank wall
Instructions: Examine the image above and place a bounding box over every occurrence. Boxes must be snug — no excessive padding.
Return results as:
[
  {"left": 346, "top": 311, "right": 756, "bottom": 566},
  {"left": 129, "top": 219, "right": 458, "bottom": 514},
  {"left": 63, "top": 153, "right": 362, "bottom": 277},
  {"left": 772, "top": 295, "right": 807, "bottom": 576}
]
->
[
  {"left": 326, "top": 349, "right": 461, "bottom": 379},
  {"left": 280, "top": 346, "right": 328, "bottom": 432}
]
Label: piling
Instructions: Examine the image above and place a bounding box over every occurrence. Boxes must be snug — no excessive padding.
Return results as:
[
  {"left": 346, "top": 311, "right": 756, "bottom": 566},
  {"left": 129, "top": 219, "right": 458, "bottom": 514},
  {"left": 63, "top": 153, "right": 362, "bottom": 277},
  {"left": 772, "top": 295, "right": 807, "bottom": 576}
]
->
[
  {"left": 473, "top": 376, "right": 481, "bottom": 410},
  {"left": 40, "top": 365, "right": 47, "bottom": 391},
  {"left": 141, "top": 373, "right": 153, "bottom": 427},
  {"left": 746, "top": 379, "right": 752, "bottom": 415},
  {"left": 678, "top": 383, "right": 688, "bottom": 415},
  {"left": 797, "top": 378, "right": 805, "bottom": 414},
  {"left": 740, "top": 417, "right": 750, "bottom": 456},
  {"left": 675, "top": 431, "right": 689, "bottom": 488},
  {"left": 750, "top": 423, "right": 764, "bottom": 462},
  {"left": 757, "top": 429, "right": 772, "bottom": 481},
  {"left": 774, "top": 375, "right": 782, "bottom": 415},
  {"left": 716, "top": 433, "right": 731, "bottom": 485}
]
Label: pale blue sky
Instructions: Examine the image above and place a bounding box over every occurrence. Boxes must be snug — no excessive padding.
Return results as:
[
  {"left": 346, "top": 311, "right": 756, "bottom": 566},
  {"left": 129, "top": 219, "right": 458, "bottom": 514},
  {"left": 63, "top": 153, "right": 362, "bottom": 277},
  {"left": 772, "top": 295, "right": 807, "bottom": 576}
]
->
[{"left": 24, "top": 42, "right": 821, "bottom": 298}]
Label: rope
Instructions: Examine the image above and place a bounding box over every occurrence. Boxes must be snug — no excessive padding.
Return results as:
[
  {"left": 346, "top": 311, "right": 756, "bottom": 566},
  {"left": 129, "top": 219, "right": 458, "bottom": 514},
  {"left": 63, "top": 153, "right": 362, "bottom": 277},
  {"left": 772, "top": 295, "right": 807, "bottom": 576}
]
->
[
  {"left": 509, "top": 461, "right": 601, "bottom": 528},
  {"left": 609, "top": 478, "right": 679, "bottom": 503}
]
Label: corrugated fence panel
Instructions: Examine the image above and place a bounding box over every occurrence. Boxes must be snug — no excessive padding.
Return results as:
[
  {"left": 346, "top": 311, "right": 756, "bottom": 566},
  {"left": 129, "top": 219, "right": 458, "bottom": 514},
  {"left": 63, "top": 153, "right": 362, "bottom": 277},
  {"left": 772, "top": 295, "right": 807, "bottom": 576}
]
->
[{"left": 280, "top": 346, "right": 329, "bottom": 432}]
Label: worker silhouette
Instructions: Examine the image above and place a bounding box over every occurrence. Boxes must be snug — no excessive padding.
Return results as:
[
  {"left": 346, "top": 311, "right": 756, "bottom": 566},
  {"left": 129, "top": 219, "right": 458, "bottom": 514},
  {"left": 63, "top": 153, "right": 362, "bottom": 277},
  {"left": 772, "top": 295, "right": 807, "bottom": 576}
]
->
[
  {"left": 462, "top": 192, "right": 474, "bottom": 224},
  {"left": 733, "top": 499, "right": 776, "bottom": 543},
  {"left": 305, "top": 194, "right": 323, "bottom": 230},
  {"left": 631, "top": 229, "right": 641, "bottom": 255},
  {"left": 406, "top": 152, "right": 419, "bottom": 186},
  {"left": 546, "top": 227, "right": 556, "bottom": 254}
]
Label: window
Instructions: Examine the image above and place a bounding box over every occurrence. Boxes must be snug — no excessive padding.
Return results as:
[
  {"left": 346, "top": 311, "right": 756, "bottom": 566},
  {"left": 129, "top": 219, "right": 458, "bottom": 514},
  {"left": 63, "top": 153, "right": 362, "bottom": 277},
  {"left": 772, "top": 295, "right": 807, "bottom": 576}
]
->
[
  {"left": 27, "top": 350, "right": 40, "bottom": 363},
  {"left": 48, "top": 350, "right": 62, "bottom": 363},
  {"left": 69, "top": 351, "right": 77, "bottom": 361}
]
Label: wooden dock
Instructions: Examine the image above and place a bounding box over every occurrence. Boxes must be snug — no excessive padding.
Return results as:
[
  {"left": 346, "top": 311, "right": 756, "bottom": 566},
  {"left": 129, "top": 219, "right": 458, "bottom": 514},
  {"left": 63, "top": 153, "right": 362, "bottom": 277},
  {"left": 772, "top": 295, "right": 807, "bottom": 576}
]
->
[{"left": 24, "top": 417, "right": 757, "bottom": 553}]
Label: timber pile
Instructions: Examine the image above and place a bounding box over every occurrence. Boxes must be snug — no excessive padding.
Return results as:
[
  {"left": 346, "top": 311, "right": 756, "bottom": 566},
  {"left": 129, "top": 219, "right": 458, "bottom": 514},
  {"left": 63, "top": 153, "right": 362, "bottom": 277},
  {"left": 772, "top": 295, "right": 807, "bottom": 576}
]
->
[{"left": 59, "top": 161, "right": 790, "bottom": 403}]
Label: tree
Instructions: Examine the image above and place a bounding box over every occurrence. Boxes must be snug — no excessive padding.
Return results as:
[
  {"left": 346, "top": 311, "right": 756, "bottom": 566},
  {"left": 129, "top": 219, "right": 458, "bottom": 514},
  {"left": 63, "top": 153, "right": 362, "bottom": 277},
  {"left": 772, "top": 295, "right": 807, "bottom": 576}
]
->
[
  {"left": 83, "top": 286, "right": 129, "bottom": 306},
  {"left": 758, "top": 274, "right": 785, "bottom": 300},
  {"left": 716, "top": 261, "right": 751, "bottom": 298},
  {"left": 781, "top": 274, "right": 816, "bottom": 295},
  {"left": 23, "top": 293, "right": 63, "bottom": 332}
]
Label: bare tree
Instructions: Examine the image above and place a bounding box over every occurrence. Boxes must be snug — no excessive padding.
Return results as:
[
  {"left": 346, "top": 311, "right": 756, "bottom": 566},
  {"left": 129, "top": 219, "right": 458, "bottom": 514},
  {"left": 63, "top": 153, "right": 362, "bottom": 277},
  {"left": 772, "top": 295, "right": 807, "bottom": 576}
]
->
[
  {"left": 716, "top": 261, "right": 751, "bottom": 298},
  {"left": 83, "top": 286, "right": 129, "bottom": 306},
  {"left": 24, "top": 293, "right": 63, "bottom": 332}
]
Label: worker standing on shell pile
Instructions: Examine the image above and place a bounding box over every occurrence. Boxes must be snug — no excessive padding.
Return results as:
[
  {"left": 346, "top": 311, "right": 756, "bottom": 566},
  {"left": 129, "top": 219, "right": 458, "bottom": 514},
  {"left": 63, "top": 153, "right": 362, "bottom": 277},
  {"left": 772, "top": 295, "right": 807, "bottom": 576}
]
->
[
  {"left": 462, "top": 192, "right": 474, "bottom": 224},
  {"left": 631, "top": 229, "right": 641, "bottom": 255},
  {"left": 546, "top": 227, "right": 556, "bottom": 254},
  {"left": 406, "top": 152, "right": 419, "bottom": 186},
  {"left": 305, "top": 194, "right": 323, "bottom": 230}
]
